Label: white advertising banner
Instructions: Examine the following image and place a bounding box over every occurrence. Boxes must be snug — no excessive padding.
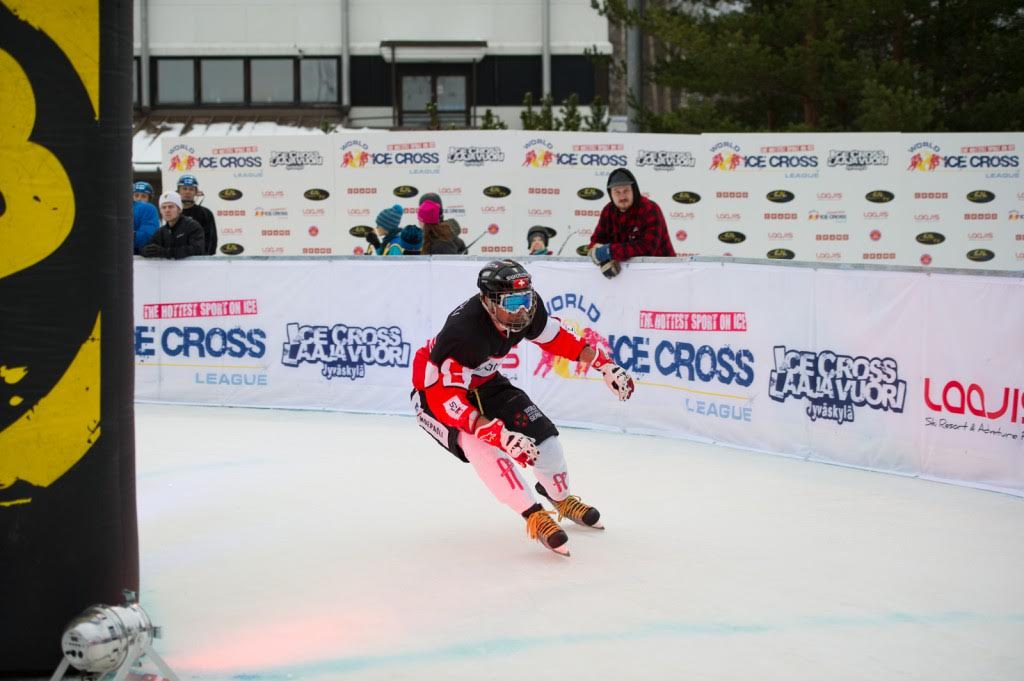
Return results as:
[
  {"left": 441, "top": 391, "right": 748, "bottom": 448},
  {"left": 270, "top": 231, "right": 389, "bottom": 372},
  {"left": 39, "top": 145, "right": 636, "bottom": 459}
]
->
[
  {"left": 161, "top": 131, "right": 1023, "bottom": 270},
  {"left": 134, "top": 259, "right": 434, "bottom": 412},
  {"left": 135, "top": 258, "right": 1024, "bottom": 496}
]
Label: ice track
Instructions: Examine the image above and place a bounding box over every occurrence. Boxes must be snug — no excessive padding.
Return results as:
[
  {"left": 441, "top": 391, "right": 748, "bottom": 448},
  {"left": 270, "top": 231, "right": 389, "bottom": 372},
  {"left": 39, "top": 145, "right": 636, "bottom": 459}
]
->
[{"left": 134, "top": 404, "right": 1024, "bottom": 681}]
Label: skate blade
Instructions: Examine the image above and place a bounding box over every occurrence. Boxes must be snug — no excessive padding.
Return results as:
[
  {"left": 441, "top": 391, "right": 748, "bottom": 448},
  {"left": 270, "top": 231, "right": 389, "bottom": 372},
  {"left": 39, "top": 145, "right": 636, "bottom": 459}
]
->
[{"left": 548, "top": 544, "right": 571, "bottom": 557}]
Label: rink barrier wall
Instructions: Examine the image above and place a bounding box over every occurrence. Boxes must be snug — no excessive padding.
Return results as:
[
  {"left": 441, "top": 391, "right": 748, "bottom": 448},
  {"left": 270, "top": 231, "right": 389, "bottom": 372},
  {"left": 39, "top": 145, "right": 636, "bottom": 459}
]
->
[
  {"left": 160, "top": 130, "right": 1024, "bottom": 270},
  {"left": 134, "top": 257, "right": 1024, "bottom": 497}
]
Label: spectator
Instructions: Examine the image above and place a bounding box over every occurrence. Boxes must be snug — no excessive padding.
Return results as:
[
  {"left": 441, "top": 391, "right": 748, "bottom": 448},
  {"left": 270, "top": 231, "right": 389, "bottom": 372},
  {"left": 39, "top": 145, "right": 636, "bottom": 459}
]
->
[
  {"left": 132, "top": 181, "right": 160, "bottom": 255},
  {"left": 177, "top": 175, "right": 218, "bottom": 255},
  {"left": 527, "top": 226, "right": 556, "bottom": 255},
  {"left": 140, "top": 191, "right": 206, "bottom": 259},
  {"left": 364, "top": 204, "right": 404, "bottom": 255},
  {"left": 588, "top": 167, "right": 675, "bottom": 278},
  {"left": 395, "top": 225, "right": 423, "bottom": 255},
  {"left": 419, "top": 199, "right": 460, "bottom": 255},
  {"left": 420, "top": 192, "right": 467, "bottom": 254}
]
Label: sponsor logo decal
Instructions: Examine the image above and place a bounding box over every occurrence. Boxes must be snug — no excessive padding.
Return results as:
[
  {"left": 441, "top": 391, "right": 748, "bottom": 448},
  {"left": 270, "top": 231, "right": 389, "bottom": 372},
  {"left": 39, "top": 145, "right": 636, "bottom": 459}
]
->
[
  {"left": 393, "top": 185, "right": 418, "bottom": 198},
  {"left": 218, "top": 188, "right": 243, "bottom": 201},
  {"left": 577, "top": 187, "right": 605, "bottom": 200},
  {"left": 767, "top": 248, "right": 795, "bottom": 259},
  {"left": 766, "top": 190, "right": 795, "bottom": 203},
  {"left": 636, "top": 149, "right": 695, "bottom": 170},
  {"left": 219, "top": 243, "right": 244, "bottom": 255},
  {"left": 672, "top": 191, "right": 701, "bottom": 204},
  {"left": 718, "top": 231, "right": 746, "bottom": 244},
  {"left": 447, "top": 146, "right": 505, "bottom": 165},
  {"left": 966, "top": 249, "right": 995, "bottom": 262},
  {"left": 304, "top": 188, "right": 330, "bottom": 201},
  {"left": 281, "top": 323, "right": 411, "bottom": 381},
  {"left": 924, "top": 378, "right": 1024, "bottom": 436},
  {"left": 865, "top": 190, "right": 895, "bottom": 203},
  {"left": 769, "top": 346, "right": 906, "bottom": 424},
  {"left": 483, "top": 185, "right": 511, "bottom": 198},
  {"left": 966, "top": 190, "right": 995, "bottom": 203},
  {"left": 270, "top": 150, "right": 323, "bottom": 169},
  {"left": 827, "top": 149, "right": 888, "bottom": 170}
]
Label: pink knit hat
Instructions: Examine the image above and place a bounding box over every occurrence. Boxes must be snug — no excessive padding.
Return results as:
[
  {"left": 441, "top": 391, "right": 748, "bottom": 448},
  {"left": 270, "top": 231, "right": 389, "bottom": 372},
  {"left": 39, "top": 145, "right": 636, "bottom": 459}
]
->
[{"left": 417, "top": 199, "right": 441, "bottom": 225}]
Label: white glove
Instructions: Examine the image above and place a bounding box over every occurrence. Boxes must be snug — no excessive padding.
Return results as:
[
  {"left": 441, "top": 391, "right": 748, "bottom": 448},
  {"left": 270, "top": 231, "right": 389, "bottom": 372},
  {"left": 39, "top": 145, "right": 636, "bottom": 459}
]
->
[
  {"left": 589, "top": 349, "right": 635, "bottom": 401},
  {"left": 474, "top": 418, "right": 539, "bottom": 467}
]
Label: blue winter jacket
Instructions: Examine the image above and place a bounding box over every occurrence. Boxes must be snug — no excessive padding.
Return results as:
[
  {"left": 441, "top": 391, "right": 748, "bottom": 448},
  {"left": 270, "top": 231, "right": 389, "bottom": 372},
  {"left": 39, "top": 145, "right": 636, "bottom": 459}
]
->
[{"left": 133, "top": 200, "right": 160, "bottom": 254}]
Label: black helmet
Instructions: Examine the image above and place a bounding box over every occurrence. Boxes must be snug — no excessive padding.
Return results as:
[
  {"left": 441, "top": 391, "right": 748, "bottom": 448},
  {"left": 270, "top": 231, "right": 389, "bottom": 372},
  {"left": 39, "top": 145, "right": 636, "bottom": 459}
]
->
[
  {"left": 527, "top": 225, "right": 556, "bottom": 248},
  {"left": 477, "top": 260, "right": 536, "bottom": 332}
]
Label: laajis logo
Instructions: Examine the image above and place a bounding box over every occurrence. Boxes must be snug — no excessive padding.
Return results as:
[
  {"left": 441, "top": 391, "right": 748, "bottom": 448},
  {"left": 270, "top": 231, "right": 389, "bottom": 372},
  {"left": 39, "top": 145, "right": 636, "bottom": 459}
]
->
[
  {"left": 766, "top": 190, "right": 795, "bottom": 203},
  {"left": 483, "top": 185, "right": 511, "bottom": 198},
  {"left": 916, "top": 232, "right": 945, "bottom": 245},
  {"left": 924, "top": 378, "right": 1024, "bottom": 424},
  {"left": 907, "top": 142, "right": 943, "bottom": 171},
  {"left": 393, "top": 185, "right": 418, "bottom": 198},
  {"left": 167, "top": 143, "right": 198, "bottom": 171},
  {"left": 718, "top": 231, "right": 746, "bottom": 244},
  {"left": 219, "top": 243, "right": 244, "bottom": 255},
  {"left": 340, "top": 140, "right": 371, "bottom": 168},
  {"left": 966, "top": 249, "right": 995, "bottom": 262},
  {"left": 304, "top": 188, "right": 330, "bottom": 201},
  {"left": 672, "top": 191, "right": 701, "bottom": 204},
  {"left": 523, "top": 139, "right": 556, "bottom": 168},
  {"left": 966, "top": 190, "right": 995, "bottom": 203},
  {"left": 865, "top": 190, "right": 895, "bottom": 203},
  {"left": 577, "top": 187, "right": 604, "bottom": 201},
  {"left": 708, "top": 142, "right": 743, "bottom": 171},
  {"left": 767, "top": 248, "right": 795, "bottom": 260},
  {"left": 218, "top": 188, "right": 243, "bottom": 201}
]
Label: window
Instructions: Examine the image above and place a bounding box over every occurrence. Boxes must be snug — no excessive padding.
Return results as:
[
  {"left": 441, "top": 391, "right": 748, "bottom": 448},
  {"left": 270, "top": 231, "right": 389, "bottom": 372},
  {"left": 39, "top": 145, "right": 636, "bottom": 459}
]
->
[
  {"left": 300, "top": 58, "right": 339, "bottom": 103},
  {"left": 152, "top": 57, "right": 339, "bottom": 107},
  {"left": 200, "top": 59, "right": 244, "bottom": 104},
  {"left": 350, "top": 56, "right": 391, "bottom": 106},
  {"left": 251, "top": 59, "right": 294, "bottom": 103},
  {"left": 156, "top": 59, "right": 195, "bottom": 105},
  {"left": 396, "top": 65, "right": 472, "bottom": 127},
  {"left": 476, "top": 56, "right": 542, "bottom": 106}
]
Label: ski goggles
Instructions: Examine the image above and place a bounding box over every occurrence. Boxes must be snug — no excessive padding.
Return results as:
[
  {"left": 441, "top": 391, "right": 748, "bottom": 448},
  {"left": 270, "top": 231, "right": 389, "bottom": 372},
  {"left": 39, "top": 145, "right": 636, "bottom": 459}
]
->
[{"left": 498, "top": 291, "right": 533, "bottom": 313}]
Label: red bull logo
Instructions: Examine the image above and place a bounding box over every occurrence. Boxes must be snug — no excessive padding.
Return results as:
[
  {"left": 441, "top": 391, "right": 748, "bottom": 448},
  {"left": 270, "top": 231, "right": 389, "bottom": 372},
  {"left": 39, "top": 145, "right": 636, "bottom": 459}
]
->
[
  {"left": 907, "top": 151, "right": 942, "bottom": 172},
  {"left": 167, "top": 143, "right": 198, "bottom": 172},
  {"left": 340, "top": 141, "right": 371, "bottom": 168},
  {"left": 709, "top": 150, "right": 743, "bottom": 171},
  {"left": 523, "top": 139, "right": 556, "bottom": 168}
]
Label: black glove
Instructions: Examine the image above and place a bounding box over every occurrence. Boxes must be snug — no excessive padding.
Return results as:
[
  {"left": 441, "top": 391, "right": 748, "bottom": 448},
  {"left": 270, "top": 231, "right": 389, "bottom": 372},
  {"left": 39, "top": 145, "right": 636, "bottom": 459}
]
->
[
  {"left": 365, "top": 231, "right": 381, "bottom": 249},
  {"left": 140, "top": 243, "right": 162, "bottom": 258},
  {"left": 600, "top": 260, "right": 622, "bottom": 279}
]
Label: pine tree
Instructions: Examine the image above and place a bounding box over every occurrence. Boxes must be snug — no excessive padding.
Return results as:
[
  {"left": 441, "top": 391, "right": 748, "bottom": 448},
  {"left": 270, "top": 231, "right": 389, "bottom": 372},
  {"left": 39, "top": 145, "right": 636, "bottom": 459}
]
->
[
  {"left": 558, "top": 93, "right": 583, "bottom": 131},
  {"left": 593, "top": 0, "right": 1024, "bottom": 132},
  {"left": 538, "top": 93, "right": 558, "bottom": 130},
  {"left": 480, "top": 109, "right": 508, "bottom": 129},
  {"left": 584, "top": 95, "right": 609, "bottom": 131},
  {"left": 520, "top": 92, "right": 542, "bottom": 130}
]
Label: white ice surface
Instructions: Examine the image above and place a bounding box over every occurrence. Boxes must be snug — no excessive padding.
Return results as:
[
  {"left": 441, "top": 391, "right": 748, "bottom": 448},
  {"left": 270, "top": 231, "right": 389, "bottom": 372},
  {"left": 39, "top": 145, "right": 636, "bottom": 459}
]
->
[{"left": 134, "top": 403, "right": 1024, "bottom": 681}]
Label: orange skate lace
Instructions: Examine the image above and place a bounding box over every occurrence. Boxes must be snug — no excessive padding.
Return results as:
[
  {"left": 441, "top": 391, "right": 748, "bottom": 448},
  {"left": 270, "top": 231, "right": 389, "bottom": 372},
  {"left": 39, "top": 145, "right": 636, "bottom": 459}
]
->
[
  {"left": 525, "top": 508, "right": 560, "bottom": 540},
  {"left": 553, "top": 495, "right": 591, "bottom": 523}
]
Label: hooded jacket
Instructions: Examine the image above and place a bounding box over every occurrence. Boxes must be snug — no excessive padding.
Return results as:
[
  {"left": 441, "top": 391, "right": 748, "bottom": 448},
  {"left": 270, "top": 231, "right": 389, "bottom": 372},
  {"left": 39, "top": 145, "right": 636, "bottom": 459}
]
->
[{"left": 589, "top": 167, "right": 676, "bottom": 259}]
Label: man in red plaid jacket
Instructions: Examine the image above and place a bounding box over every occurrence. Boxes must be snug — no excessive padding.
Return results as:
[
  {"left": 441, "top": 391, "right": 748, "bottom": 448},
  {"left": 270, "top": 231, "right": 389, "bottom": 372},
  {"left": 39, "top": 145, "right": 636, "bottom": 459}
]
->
[{"left": 588, "top": 167, "right": 676, "bottom": 278}]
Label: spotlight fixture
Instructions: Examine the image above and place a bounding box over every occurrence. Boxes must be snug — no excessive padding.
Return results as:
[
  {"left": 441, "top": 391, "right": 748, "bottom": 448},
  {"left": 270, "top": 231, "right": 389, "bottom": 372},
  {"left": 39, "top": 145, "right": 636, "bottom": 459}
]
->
[{"left": 50, "top": 590, "right": 179, "bottom": 681}]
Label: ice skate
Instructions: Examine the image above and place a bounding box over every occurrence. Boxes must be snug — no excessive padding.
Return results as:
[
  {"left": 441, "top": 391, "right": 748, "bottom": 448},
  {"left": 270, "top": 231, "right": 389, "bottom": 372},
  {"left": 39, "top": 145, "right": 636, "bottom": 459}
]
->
[
  {"left": 523, "top": 503, "right": 570, "bottom": 556},
  {"left": 535, "top": 482, "right": 604, "bottom": 529}
]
